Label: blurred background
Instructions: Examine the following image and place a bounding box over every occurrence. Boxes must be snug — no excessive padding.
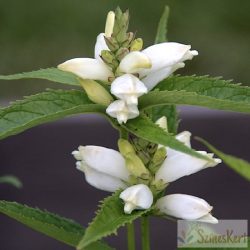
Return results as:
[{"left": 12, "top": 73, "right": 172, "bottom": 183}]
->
[{"left": 0, "top": 0, "right": 250, "bottom": 249}]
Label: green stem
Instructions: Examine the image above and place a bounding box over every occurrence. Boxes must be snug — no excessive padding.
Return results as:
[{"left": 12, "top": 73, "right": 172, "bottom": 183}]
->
[
  {"left": 141, "top": 216, "right": 150, "bottom": 250},
  {"left": 127, "top": 222, "right": 136, "bottom": 250}
]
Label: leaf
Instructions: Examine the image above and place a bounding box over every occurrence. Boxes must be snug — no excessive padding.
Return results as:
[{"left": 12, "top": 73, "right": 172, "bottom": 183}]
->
[
  {"left": 77, "top": 191, "right": 150, "bottom": 249},
  {"left": 0, "top": 68, "right": 80, "bottom": 86},
  {"left": 0, "top": 200, "right": 113, "bottom": 249},
  {"left": 0, "top": 175, "right": 22, "bottom": 188},
  {"left": 122, "top": 116, "right": 213, "bottom": 162},
  {"left": 0, "top": 89, "right": 106, "bottom": 140},
  {"left": 154, "top": 5, "right": 170, "bottom": 44},
  {"left": 152, "top": 75, "right": 250, "bottom": 112},
  {"left": 153, "top": 6, "right": 179, "bottom": 134},
  {"left": 140, "top": 89, "right": 250, "bottom": 113},
  {"left": 196, "top": 137, "right": 250, "bottom": 181}
]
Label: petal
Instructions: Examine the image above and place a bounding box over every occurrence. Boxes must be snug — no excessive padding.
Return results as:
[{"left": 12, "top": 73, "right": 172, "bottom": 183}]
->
[
  {"left": 197, "top": 213, "right": 219, "bottom": 224},
  {"left": 94, "top": 33, "right": 109, "bottom": 60},
  {"left": 58, "top": 58, "right": 113, "bottom": 81},
  {"left": 141, "top": 63, "right": 185, "bottom": 90},
  {"left": 155, "top": 116, "right": 168, "bottom": 132},
  {"left": 77, "top": 162, "right": 127, "bottom": 192},
  {"left": 78, "top": 145, "right": 130, "bottom": 181},
  {"left": 111, "top": 74, "right": 148, "bottom": 105},
  {"left": 120, "top": 184, "right": 153, "bottom": 214},
  {"left": 106, "top": 100, "right": 139, "bottom": 124},
  {"left": 156, "top": 194, "right": 213, "bottom": 220},
  {"left": 140, "top": 42, "right": 197, "bottom": 77},
  {"left": 119, "top": 51, "right": 152, "bottom": 74}
]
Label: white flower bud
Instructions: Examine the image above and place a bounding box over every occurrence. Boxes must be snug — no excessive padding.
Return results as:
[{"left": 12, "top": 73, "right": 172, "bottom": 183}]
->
[
  {"left": 105, "top": 11, "right": 115, "bottom": 37},
  {"left": 73, "top": 145, "right": 130, "bottom": 192},
  {"left": 58, "top": 58, "right": 113, "bottom": 82},
  {"left": 106, "top": 100, "right": 139, "bottom": 124},
  {"left": 155, "top": 131, "right": 221, "bottom": 183},
  {"left": 94, "top": 33, "right": 109, "bottom": 60},
  {"left": 111, "top": 74, "right": 148, "bottom": 105},
  {"left": 156, "top": 194, "right": 218, "bottom": 224},
  {"left": 120, "top": 184, "right": 153, "bottom": 214},
  {"left": 119, "top": 51, "right": 152, "bottom": 74}
]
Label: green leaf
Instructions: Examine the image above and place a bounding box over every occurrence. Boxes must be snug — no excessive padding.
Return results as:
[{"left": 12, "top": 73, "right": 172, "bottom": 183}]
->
[
  {"left": 196, "top": 137, "right": 250, "bottom": 181},
  {"left": 77, "top": 191, "right": 150, "bottom": 249},
  {"left": 0, "top": 175, "right": 22, "bottom": 188},
  {"left": 154, "top": 5, "right": 170, "bottom": 44},
  {"left": 149, "top": 75, "right": 250, "bottom": 113},
  {"left": 0, "top": 68, "right": 80, "bottom": 86},
  {"left": 0, "top": 200, "right": 113, "bottom": 249},
  {"left": 0, "top": 89, "right": 106, "bottom": 140},
  {"left": 123, "top": 116, "right": 213, "bottom": 162},
  {"left": 140, "top": 88, "right": 250, "bottom": 114},
  {"left": 153, "top": 6, "right": 179, "bottom": 134}
]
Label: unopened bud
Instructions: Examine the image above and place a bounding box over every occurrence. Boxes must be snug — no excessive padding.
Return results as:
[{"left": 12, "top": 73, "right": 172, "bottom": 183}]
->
[
  {"left": 116, "top": 47, "right": 129, "bottom": 61},
  {"left": 104, "top": 37, "right": 119, "bottom": 51},
  {"left": 148, "top": 147, "right": 167, "bottom": 173},
  {"left": 124, "top": 152, "right": 150, "bottom": 180},
  {"left": 118, "top": 139, "right": 135, "bottom": 156},
  {"left": 79, "top": 79, "right": 113, "bottom": 106},
  {"left": 130, "top": 38, "right": 143, "bottom": 51},
  {"left": 105, "top": 11, "right": 115, "bottom": 37}
]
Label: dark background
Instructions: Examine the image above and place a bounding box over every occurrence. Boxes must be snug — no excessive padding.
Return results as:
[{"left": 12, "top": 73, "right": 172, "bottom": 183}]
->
[{"left": 0, "top": 0, "right": 250, "bottom": 249}]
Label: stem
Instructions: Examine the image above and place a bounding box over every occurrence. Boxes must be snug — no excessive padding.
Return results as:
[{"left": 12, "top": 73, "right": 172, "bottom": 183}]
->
[
  {"left": 127, "top": 223, "right": 136, "bottom": 250},
  {"left": 141, "top": 216, "right": 150, "bottom": 250},
  {"left": 120, "top": 127, "right": 128, "bottom": 139}
]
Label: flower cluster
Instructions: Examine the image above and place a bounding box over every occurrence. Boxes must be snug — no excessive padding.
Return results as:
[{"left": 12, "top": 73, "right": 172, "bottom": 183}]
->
[
  {"left": 72, "top": 116, "right": 221, "bottom": 223},
  {"left": 58, "top": 10, "right": 198, "bottom": 124}
]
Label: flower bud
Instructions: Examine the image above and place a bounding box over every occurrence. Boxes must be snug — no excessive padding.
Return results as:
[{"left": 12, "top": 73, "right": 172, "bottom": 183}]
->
[
  {"left": 155, "top": 194, "right": 218, "bottom": 224},
  {"left": 124, "top": 152, "right": 150, "bottom": 180},
  {"left": 79, "top": 79, "right": 114, "bottom": 106},
  {"left": 118, "top": 139, "right": 135, "bottom": 156},
  {"left": 105, "top": 11, "right": 115, "bottom": 37},
  {"left": 106, "top": 100, "right": 139, "bottom": 124},
  {"left": 120, "top": 184, "right": 153, "bottom": 214},
  {"left": 116, "top": 47, "right": 130, "bottom": 61},
  {"left": 119, "top": 51, "right": 152, "bottom": 74},
  {"left": 148, "top": 147, "right": 167, "bottom": 173},
  {"left": 111, "top": 74, "right": 148, "bottom": 105},
  {"left": 130, "top": 38, "right": 143, "bottom": 51}
]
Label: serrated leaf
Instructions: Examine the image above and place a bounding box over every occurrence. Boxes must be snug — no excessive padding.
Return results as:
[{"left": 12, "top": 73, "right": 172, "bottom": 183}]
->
[
  {"left": 0, "top": 200, "right": 113, "bottom": 249},
  {"left": 0, "top": 68, "right": 80, "bottom": 86},
  {"left": 122, "top": 116, "right": 213, "bottom": 162},
  {"left": 77, "top": 191, "right": 149, "bottom": 249},
  {"left": 0, "top": 175, "right": 22, "bottom": 188},
  {"left": 0, "top": 89, "right": 106, "bottom": 140},
  {"left": 140, "top": 89, "right": 250, "bottom": 113},
  {"left": 196, "top": 137, "right": 250, "bottom": 181},
  {"left": 154, "top": 5, "right": 170, "bottom": 44},
  {"left": 150, "top": 75, "right": 250, "bottom": 113}
]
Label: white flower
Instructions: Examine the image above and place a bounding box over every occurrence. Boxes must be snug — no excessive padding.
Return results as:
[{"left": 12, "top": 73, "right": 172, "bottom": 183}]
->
[
  {"left": 111, "top": 74, "right": 148, "bottom": 105},
  {"left": 119, "top": 184, "right": 153, "bottom": 214},
  {"left": 116, "top": 42, "right": 198, "bottom": 90},
  {"left": 139, "top": 43, "right": 198, "bottom": 90},
  {"left": 156, "top": 194, "right": 218, "bottom": 224},
  {"left": 106, "top": 100, "right": 139, "bottom": 124},
  {"left": 72, "top": 145, "right": 130, "bottom": 192},
  {"left": 58, "top": 12, "right": 114, "bottom": 82},
  {"left": 155, "top": 131, "right": 221, "bottom": 183}
]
